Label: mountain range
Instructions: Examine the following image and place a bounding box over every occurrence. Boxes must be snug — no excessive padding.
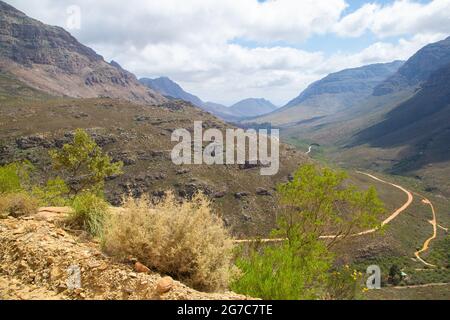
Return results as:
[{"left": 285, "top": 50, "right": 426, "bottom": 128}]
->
[
  {"left": 140, "top": 76, "right": 277, "bottom": 120},
  {"left": 0, "top": 1, "right": 165, "bottom": 105}
]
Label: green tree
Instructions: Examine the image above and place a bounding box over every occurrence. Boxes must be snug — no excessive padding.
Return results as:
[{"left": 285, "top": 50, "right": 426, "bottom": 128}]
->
[
  {"left": 276, "top": 164, "right": 385, "bottom": 248},
  {"left": 0, "top": 161, "right": 33, "bottom": 194},
  {"left": 49, "top": 129, "right": 123, "bottom": 195},
  {"left": 232, "top": 164, "right": 385, "bottom": 300}
]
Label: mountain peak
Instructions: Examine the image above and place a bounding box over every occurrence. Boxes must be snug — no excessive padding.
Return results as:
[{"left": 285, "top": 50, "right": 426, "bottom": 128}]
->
[
  {"left": 0, "top": 1, "right": 165, "bottom": 104},
  {"left": 373, "top": 36, "right": 450, "bottom": 96}
]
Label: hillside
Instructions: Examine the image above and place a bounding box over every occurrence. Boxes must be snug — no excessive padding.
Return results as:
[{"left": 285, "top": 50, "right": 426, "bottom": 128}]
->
[
  {"left": 0, "top": 212, "right": 248, "bottom": 300},
  {"left": 140, "top": 77, "right": 204, "bottom": 107},
  {"left": 0, "top": 75, "right": 308, "bottom": 238},
  {"left": 0, "top": 1, "right": 165, "bottom": 105},
  {"left": 374, "top": 36, "right": 450, "bottom": 96},
  {"left": 253, "top": 61, "right": 403, "bottom": 126}
]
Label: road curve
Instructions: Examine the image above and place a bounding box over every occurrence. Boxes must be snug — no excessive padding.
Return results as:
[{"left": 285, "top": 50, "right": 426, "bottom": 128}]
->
[
  {"left": 413, "top": 198, "right": 438, "bottom": 267},
  {"left": 235, "top": 171, "right": 414, "bottom": 242}
]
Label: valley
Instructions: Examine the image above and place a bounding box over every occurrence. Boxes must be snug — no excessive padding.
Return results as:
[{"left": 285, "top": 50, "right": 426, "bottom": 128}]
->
[{"left": 0, "top": 0, "right": 448, "bottom": 301}]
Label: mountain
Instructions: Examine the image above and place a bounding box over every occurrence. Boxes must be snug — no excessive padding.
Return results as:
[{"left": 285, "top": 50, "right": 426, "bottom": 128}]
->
[
  {"left": 229, "top": 98, "right": 278, "bottom": 118},
  {"left": 0, "top": 1, "right": 165, "bottom": 104},
  {"left": 254, "top": 61, "right": 403, "bottom": 125},
  {"left": 140, "top": 77, "right": 203, "bottom": 107},
  {"left": 140, "top": 76, "right": 276, "bottom": 120},
  {"left": 352, "top": 62, "right": 450, "bottom": 171},
  {"left": 374, "top": 36, "right": 450, "bottom": 96}
]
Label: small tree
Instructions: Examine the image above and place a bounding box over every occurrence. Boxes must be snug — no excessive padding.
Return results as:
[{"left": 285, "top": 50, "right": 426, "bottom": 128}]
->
[
  {"left": 233, "top": 164, "right": 385, "bottom": 300},
  {"left": 276, "top": 164, "right": 385, "bottom": 249},
  {"left": 49, "top": 129, "right": 123, "bottom": 195}
]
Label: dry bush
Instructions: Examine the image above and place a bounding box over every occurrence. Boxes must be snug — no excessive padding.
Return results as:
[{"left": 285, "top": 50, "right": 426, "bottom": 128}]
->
[
  {"left": 102, "top": 192, "right": 236, "bottom": 292},
  {"left": 0, "top": 192, "right": 39, "bottom": 218}
]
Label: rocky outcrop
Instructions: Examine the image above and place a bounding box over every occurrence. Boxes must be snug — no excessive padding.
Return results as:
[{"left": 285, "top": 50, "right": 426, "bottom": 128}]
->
[
  {"left": 0, "top": 1, "right": 165, "bottom": 105},
  {"left": 0, "top": 214, "right": 249, "bottom": 300}
]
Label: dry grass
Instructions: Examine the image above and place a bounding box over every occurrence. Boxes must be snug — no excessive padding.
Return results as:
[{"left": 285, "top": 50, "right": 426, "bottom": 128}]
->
[
  {"left": 0, "top": 192, "right": 38, "bottom": 218},
  {"left": 101, "top": 192, "right": 236, "bottom": 292}
]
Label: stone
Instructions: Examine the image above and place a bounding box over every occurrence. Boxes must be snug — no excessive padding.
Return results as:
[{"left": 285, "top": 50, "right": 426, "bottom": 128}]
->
[
  {"left": 134, "top": 262, "right": 150, "bottom": 274},
  {"left": 156, "top": 277, "right": 174, "bottom": 294}
]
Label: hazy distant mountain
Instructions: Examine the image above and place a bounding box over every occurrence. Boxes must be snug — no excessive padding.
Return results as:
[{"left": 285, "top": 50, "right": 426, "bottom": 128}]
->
[
  {"left": 0, "top": 1, "right": 165, "bottom": 104},
  {"left": 139, "top": 77, "right": 203, "bottom": 107},
  {"left": 140, "top": 76, "right": 276, "bottom": 120},
  {"left": 374, "top": 36, "right": 450, "bottom": 96},
  {"left": 254, "top": 61, "right": 403, "bottom": 125},
  {"left": 229, "top": 98, "right": 278, "bottom": 118}
]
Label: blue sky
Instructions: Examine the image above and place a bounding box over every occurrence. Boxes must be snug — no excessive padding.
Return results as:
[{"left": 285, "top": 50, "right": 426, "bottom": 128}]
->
[{"left": 6, "top": 0, "right": 449, "bottom": 105}]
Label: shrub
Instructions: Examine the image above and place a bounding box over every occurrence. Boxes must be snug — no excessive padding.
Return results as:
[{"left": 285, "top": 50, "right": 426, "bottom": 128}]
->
[
  {"left": 325, "top": 266, "right": 364, "bottom": 300},
  {"left": 32, "top": 177, "right": 70, "bottom": 207},
  {"left": 232, "top": 164, "right": 385, "bottom": 300},
  {"left": 0, "top": 162, "right": 33, "bottom": 194},
  {"left": 49, "top": 129, "right": 123, "bottom": 195},
  {"left": 0, "top": 192, "right": 39, "bottom": 218},
  {"left": 69, "top": 192, "right": 110, "bottom": 236},
  {"left": 102, "top": 192, "right": 236, "bottom": 292},
  {"left": 232, "top": 239, "right": 332, "bottom": 300}
]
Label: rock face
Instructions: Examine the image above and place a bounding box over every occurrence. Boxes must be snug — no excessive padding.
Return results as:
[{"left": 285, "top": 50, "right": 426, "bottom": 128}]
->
[
  {"left": 0, "top": 215, "right": 250, "bottom": 300},
  {"left": 0, "top": 1, "right": 165, "bottom": 105},
  {"left": 254, "top": 61, "right": 403, "bottom": 125},
  {"left": 374, "top": 36, "right": 450, "bottom": 96}
]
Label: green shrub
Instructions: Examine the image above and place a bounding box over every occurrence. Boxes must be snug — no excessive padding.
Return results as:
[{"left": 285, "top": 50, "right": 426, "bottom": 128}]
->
[
  {"left": 69, "top": 192, "right": 110, "bottom": 236},
  {"left": 0, "top": 192, "right": 39, "bottom": 218},
  {"left": 232, "top": 164, "right": 385, "bottom": 300},
  {"left": 232, "top": 239, "right": 331, "bottom": 300},
  {"left": 102, "top": 192, "right": 236, "bottom": 292},
  {"left": 325, "top": 266, "right": 364, "bottom": 300},
  {"left": 32, "top": 177, "right": 70, "bottom": 207},
  {"left": 49, "top": 129, "right": 123, "bottom": 195},
  {"left": 0, "top": 162, "right": 33, "bottom": 194}
]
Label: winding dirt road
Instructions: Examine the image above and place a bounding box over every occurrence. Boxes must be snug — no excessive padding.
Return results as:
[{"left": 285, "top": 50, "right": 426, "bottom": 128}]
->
[
  {"left": 413, "top": 198, "right": 438, "bottom": 267},
  {"left": 235, "top": 171, "right": 414, "bottom": 242}
]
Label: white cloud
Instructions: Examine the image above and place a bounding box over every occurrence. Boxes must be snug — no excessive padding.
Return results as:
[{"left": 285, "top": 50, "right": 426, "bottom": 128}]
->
[
  {"left": 335, "top": 0, "right": 450, "bottom": 38},
  {"left": 4, "top": 0, "right": 450, "bottom": 105}
]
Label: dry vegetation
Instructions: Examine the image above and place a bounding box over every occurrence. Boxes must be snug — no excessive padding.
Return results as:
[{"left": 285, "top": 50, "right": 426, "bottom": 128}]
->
[{"left": 102, "top": 192, "right": 237, "bottom": 292}]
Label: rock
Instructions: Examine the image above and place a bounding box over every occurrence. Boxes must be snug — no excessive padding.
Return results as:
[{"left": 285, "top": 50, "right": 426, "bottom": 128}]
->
[
  {"left": 234, "top": 192, "right": 249, "bottom": 199},
  {"left": 156, "top": 277, "right": 174, "bottom": 294},
  {"left": 134, "top": 262, "right": 150, "bottom": 274},
  {"left": 213, "top": 191, "right": 226, "bottom": 199},
  {"left": 176, "top": 168, "right": 190, "bottom": 175},
  {"left": 256, "top": 188, "right": 271, "bottom": 196}
]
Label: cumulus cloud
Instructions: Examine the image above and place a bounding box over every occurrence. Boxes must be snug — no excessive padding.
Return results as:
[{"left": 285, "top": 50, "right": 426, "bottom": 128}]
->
[
  {"left": 335, "top": 0, "right": 450, "bottom": 38},
  {"left": 4, "top": 0, "right": 450, "bottom": 105}
]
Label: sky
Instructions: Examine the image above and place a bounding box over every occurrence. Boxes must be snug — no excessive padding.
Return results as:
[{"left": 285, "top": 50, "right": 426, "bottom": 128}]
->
[{"left": 5, "top": 0, "right": 450, "bottom": 106}]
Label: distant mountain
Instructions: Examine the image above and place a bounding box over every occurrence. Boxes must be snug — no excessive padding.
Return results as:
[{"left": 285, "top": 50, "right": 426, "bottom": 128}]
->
[
  {"left": 140, "top": 76, "right": 276, "bottom": 120},
  {"left": 0, "top": 0, "right": 165, "bottom": 104},
  {"left": 229, "top": 98, "right": 278, "bottom": 118},
  {"left": 353, "top": 62, "right": 450, "bottom": 170},
  {"left": 374, "top": 36, "right": 450, "bottom": 96},
  {"left": 139, "top": 77, "right": 203, "bottom": 107},
  {"left": 254, "top": 61, "right": 403, "bottom": 125}
]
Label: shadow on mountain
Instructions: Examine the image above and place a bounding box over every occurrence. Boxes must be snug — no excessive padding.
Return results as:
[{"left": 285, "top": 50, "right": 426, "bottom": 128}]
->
[{"left": 349, "top": 63, "right": 450, "bottom": 173}]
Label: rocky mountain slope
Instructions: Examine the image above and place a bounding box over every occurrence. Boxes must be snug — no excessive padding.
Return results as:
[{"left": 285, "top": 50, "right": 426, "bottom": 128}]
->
[
  {"left": 253, "top": 61, "right": 403, "bottom": 126},
  {"left": 0, "top": 211, "right": 248, "bottom": 300},
  {"left": 140, "top": 77, "right": 204, "bottom": 107},
  {"left": 374, "top": 36, "right": 450, "bottom": 96},
  {"left": 0, "top": 78, "right": 308, "bottom": 237},
  {"left": 0, "top": 1, "right": 165, "bottom": 105}
]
